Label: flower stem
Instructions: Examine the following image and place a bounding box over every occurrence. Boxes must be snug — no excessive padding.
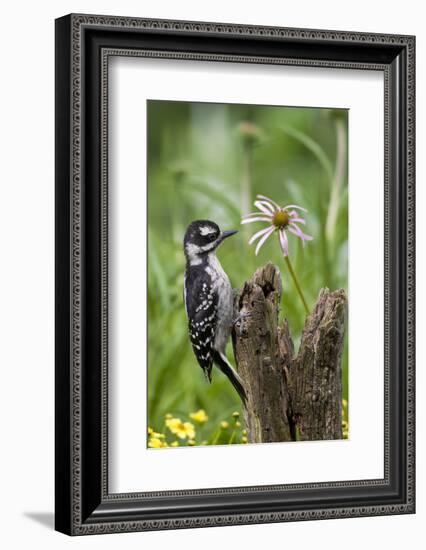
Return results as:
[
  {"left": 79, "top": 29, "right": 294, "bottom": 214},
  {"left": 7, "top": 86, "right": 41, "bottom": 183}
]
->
[
  {"left": 284, "top": 256, "right": 310, "bottom": 315},
  {"left": 228, "top": 430, "right": 236, "bottom": 445},
  {"left": 241, "top": 142, "right": 253, "bottom": 216},
  {"left": 211, "top": 429, "right": 221, "bottom": 446}
]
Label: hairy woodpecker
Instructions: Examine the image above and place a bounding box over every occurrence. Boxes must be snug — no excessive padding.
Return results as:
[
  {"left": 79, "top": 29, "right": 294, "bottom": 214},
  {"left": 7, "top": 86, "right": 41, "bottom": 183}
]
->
[{"left": 183, "top": 220, "right": 247, "bottom": 402}]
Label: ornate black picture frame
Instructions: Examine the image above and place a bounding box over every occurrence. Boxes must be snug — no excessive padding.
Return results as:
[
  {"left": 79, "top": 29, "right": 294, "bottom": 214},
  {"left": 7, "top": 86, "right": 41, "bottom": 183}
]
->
[{"left": 55, "top": 14, "right": 415, "bottom": 535}]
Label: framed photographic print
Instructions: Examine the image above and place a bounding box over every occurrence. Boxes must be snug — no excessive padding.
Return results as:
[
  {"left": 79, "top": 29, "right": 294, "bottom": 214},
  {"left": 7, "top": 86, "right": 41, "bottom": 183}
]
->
[{"left": 55, "top": 14, "right": 415, "bottom": 535}]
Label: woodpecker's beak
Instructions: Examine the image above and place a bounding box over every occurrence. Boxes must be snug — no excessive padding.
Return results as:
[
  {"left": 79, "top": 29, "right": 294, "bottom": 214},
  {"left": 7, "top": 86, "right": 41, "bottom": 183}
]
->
[{"left": 220, "top": 229, "right": 238, "bottom": 242}]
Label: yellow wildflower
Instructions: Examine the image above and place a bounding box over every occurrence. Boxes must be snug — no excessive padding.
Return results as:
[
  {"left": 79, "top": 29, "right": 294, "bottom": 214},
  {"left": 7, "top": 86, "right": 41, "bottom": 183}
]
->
[
  {"left": 235, "top": 421, "right": 241, "bottom": 428},
  {"left": 149, "top": 431, "right": 165, "bottom": 439},
  {"left": 232, "top": 411, "right": 240, "bottom": 419},
  {"left": 165, "top": 413, "right": 173, "bottom": 420},
  {"left": 170, "top": 441, "right": 179, "bottom": 447},
  {"left": 220, "top": 421, "right": 229, "bottom": 430},
  {"left": 166, "top": 417, "right": 195, "bottom": 440},
  {"left": 241, "top": 436, "right": 248, "bottom": 444},
  {"left": 188, "top": 440, "right": 196, "bottom": 446},
  {"left": 190, "top": 409, "right": 208, "bottom": 423},
  {"left": 148, "top": 437, "right": 168, "bottom": 448},
  {"left": 147, "top": 426, "right": 164, "bottom": 437}
]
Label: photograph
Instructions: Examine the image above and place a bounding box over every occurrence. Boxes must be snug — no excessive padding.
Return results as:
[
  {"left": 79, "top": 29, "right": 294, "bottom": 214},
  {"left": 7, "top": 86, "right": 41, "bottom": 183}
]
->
[{"left": 146, "top": 100, "right": 349, "bottom": 449}]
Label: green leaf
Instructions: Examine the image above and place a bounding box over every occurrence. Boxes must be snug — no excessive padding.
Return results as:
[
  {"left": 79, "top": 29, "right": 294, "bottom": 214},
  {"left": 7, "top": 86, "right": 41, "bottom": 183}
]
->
[
  {"left": 183, "top": 176, "right": 241, "bottom": 219},
  {"left": 280, "top": 125, "right": 333, "bottom": 182},
  {"left": 148, "top": 229, "right": 171, "bottom": 310}
]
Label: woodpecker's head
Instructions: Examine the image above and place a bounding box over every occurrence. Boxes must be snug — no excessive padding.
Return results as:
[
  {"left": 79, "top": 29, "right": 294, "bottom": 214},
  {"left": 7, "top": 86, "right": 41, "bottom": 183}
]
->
[{"left": 184, "top": 220, "right": 237, "bottom": 264}]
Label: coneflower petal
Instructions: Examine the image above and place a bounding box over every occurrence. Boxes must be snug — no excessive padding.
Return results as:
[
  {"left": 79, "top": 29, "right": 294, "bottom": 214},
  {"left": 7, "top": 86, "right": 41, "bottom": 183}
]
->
[
  {"left": 248, "top": 225, "right": 274, "bottom": 245},
  {"left": 242, "top": 211, "right": 270, "bottom": 218},
  {"left": 256, "top": 194, "right": 280, "bottom": 210},
  {"left": 288, "top": 209, "right": 305, "bottom": 220},
  {"left": 289, "top": 216, "right": 306, "bottom": 225},
  {"left": 279, "top": 229, "right": 289, "bottom": 256},
  {"left": 241, "top": 217, "right": 272, "bottom": 225},
  {"left": 289, "top": 223, "right": 313, "bottom": 241},
  {"left": 254, "top": 200, "right": 275, "bottom": 215},
  {"left": 241, "top": 211, "right": 273, "bottom": 220},
  {"left": 284, "top": 204, "right": 308, "bottom": 213},
  {"left": 255, "top": 226, "right": 275, "bottom": 255}
]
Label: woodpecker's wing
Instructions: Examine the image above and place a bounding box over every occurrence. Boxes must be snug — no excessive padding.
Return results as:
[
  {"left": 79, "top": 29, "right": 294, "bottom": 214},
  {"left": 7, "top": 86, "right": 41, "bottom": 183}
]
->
[{"left": 184, "top": 271, "right": 217, "bottom": 381}]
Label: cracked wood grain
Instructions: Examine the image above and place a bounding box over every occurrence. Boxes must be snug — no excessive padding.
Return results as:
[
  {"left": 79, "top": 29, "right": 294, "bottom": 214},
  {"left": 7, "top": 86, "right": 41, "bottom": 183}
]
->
[{"left": 232, "top": 263, "right": 347, "bottom": 443}]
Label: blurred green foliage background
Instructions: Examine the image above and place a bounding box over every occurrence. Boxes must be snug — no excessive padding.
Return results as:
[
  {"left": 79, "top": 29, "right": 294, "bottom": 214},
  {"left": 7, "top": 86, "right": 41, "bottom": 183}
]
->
[{"left": 147, "top": 100, "right": 348, "bottom": 442}]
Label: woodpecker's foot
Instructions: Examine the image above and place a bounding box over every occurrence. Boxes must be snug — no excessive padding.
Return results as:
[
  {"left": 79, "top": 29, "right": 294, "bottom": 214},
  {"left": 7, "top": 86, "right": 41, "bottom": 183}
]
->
[
  {"left": 232, "top": 312, "right": 251, "bottom": 336},
  {"left": 233, "top": 312, "right": 251, "bottom": 325}
]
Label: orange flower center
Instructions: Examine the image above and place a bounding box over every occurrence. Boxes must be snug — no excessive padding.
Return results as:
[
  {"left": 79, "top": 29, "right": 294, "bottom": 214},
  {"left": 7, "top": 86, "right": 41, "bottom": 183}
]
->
[{"left": 272, "top": 210, "right": 290, "bottom": 229}]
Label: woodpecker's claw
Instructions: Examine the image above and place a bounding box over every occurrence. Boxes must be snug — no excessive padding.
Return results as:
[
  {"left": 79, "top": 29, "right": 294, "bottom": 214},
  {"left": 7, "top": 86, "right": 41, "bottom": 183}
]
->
[{"left": 233, "top": 312, "right": 251, "bottom": 327}]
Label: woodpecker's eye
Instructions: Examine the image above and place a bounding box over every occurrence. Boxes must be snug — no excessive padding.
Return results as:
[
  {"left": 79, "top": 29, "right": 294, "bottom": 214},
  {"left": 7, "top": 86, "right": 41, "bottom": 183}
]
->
[
  {"left": 206, "top": 232, "right": 218, "bottom": 242},
  {"left": 198, "top": 225, "right": 218, "bottom": 240}
]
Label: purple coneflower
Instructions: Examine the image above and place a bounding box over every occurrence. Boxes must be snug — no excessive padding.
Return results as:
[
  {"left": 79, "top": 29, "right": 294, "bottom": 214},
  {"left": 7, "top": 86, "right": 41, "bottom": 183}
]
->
[
  {"left": 241, "top": 194, "right": 313, "bottom": 314},
  {"left": 241, "top": 194, "right": 313, "bottom": 256}
]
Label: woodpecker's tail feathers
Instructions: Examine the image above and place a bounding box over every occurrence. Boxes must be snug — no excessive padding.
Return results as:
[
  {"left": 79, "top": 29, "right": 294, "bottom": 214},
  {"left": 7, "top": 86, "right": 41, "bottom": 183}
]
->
[
  {"left": 212, "top": 350, "right": 247, "bottom": 403},
  {"left": 203, "top": 366, "right": 212, "bottom": 383}
]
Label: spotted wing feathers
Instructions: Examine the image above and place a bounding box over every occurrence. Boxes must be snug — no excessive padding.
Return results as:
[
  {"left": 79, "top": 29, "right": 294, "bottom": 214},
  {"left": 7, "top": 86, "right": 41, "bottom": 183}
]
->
[{"left": 185, "top": 273, "right": 217, "bottom": 381}]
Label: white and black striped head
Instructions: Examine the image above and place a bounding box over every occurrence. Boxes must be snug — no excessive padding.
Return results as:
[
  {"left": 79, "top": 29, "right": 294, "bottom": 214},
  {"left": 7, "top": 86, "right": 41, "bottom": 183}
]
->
[{"left": 184, "top": 220, "right": 237, "bottom": 264}]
